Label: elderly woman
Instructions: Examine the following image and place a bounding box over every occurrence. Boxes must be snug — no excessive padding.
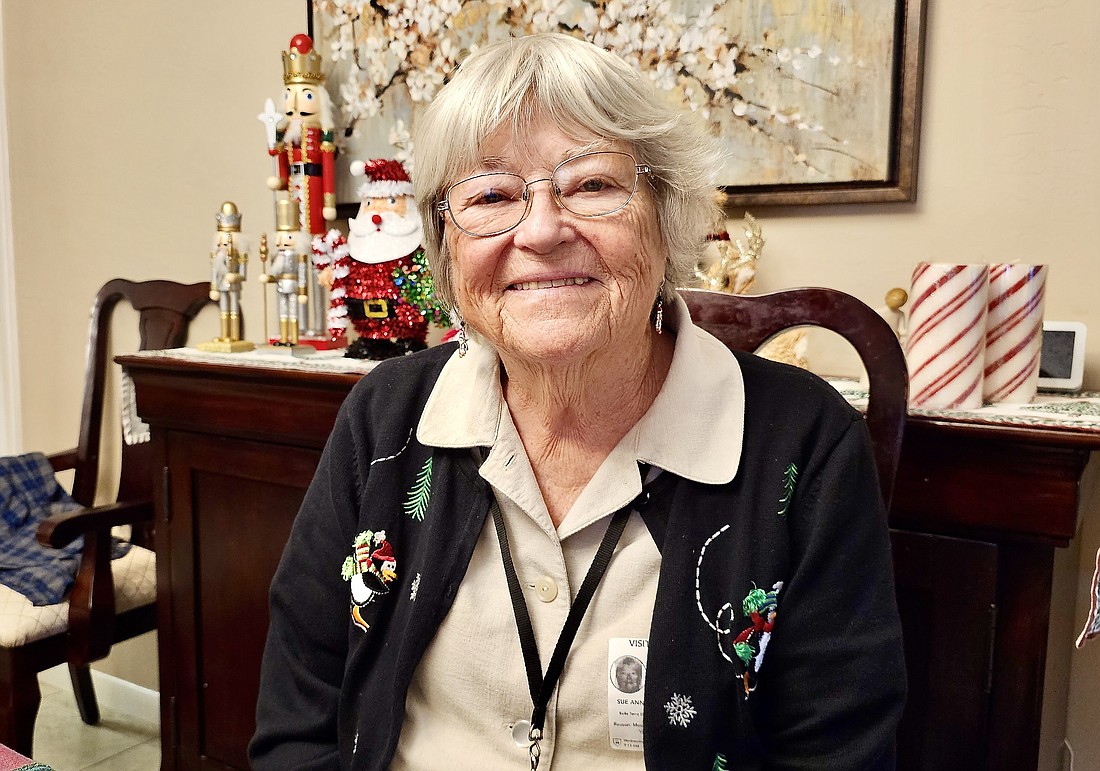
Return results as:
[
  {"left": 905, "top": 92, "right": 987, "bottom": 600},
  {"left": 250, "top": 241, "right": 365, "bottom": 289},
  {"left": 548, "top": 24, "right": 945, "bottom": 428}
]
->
[{"left": 250, "top": 33, "right": 905, "bottom": 770}]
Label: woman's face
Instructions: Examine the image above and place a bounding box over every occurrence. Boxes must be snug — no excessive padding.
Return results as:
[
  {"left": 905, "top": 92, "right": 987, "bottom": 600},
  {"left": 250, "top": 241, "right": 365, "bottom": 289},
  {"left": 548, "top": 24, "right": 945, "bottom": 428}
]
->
[{"left": 445, "top": 123, "right": 667, "bottom": 367}]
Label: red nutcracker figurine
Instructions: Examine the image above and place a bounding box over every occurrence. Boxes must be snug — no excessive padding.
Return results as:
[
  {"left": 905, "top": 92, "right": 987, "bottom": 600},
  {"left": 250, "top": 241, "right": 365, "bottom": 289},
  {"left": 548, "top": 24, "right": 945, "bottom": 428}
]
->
[
  {"left": 316, "top": 159, "right": 446, "bottom": 360},
  {"left": 264, "top": 34, "right": 336, "bottom": 237}
]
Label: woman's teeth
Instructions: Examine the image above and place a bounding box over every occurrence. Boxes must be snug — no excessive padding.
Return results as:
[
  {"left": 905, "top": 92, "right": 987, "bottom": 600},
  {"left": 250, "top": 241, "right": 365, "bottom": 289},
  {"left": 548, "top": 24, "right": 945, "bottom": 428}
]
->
[{"left": 511, "top": 277, "right": 590, "bottom": 291}]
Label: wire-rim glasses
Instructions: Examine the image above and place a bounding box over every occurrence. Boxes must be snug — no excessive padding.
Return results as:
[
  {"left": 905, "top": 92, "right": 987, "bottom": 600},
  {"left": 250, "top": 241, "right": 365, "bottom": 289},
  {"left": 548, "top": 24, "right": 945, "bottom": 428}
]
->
[{"left": 436, "top": 151, "right": 652, "bottom": 238}]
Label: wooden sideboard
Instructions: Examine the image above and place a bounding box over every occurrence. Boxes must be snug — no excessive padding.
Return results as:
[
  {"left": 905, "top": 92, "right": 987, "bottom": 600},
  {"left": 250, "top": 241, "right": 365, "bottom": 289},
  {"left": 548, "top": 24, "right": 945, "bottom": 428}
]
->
[{"left": 119, "top": 354, "right": 1100, "bottom": 771}]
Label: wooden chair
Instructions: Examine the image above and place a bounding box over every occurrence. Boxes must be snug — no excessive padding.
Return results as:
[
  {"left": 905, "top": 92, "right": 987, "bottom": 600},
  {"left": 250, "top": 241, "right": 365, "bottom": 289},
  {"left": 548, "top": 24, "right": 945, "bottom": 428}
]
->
[
  {"left": 681, "top": 286, "right": 909, "bottom": 508},
  {"left": 0, "top": 278, "right": 211, "bottom": 756}
]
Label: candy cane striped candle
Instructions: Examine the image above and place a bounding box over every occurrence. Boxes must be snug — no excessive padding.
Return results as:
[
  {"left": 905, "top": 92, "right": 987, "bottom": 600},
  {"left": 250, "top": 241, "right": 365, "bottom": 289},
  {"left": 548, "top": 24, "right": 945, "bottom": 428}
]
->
[
  {"left": 906, "top": 263, "right": 990, "bottom": 409},
  {"left": 982, "top": 263, "right": 1047, "bottom": 403}
]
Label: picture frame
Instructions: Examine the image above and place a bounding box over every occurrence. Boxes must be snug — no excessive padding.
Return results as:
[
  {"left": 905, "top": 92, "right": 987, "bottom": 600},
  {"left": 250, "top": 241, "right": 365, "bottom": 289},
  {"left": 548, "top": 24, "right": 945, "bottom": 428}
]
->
[
  {"left": 1037, "top": 321, "right": 1087, "bottom": 393},
  {"left": 308, "top": 0, "right": 928, "bottom": 211}
]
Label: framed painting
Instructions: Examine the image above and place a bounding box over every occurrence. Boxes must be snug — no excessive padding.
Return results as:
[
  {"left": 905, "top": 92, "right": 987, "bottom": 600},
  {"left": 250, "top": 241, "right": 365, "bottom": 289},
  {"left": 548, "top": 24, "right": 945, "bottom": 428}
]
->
[{"left": 308, "top": 0, "right": 927, "bottom": 210}]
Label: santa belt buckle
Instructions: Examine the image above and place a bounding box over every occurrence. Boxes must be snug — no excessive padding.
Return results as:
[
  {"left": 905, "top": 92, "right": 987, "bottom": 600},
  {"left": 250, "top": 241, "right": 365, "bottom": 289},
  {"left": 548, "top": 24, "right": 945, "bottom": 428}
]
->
[{"left": 365, "top": 299, "right": 389, "bottom": 318}]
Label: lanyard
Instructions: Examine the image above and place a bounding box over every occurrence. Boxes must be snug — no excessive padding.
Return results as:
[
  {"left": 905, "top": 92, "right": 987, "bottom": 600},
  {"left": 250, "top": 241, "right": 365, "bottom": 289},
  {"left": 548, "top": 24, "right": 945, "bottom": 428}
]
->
[{"left": 490, "top": 471, "right": 673, "bottom": 770}]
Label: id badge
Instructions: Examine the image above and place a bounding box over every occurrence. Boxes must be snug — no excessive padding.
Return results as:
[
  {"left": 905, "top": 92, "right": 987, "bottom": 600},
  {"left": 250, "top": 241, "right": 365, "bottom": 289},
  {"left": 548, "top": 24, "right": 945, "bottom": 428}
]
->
[{"left": 607, "top": 637, "right": 647, "bottom": 751}]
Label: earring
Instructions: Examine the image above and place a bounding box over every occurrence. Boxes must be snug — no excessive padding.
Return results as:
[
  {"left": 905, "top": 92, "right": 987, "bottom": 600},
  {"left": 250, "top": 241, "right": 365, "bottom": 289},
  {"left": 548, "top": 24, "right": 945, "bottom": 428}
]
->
[
  {"left": 452, "top": 307, "right": 470, "bottom": 357},
  {"left": 653, "top": 282, "right": 665, "bottom": 335}
]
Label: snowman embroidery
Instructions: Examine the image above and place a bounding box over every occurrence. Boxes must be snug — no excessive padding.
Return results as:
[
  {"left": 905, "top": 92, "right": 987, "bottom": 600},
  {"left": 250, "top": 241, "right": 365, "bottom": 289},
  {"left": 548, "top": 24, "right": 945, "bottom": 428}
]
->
[{"left": 341, "top": 529, "right": 397, "bottom": 631}]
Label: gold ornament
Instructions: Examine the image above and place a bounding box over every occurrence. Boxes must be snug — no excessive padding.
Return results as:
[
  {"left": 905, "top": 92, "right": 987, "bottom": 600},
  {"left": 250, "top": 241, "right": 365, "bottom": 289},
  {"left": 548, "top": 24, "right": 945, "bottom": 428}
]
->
[
  {"left": 696, "top": 208, "right": 807, "bottom": 369},
  {"left": 696, "top": 211, "right": 764, "bottom": 294}
]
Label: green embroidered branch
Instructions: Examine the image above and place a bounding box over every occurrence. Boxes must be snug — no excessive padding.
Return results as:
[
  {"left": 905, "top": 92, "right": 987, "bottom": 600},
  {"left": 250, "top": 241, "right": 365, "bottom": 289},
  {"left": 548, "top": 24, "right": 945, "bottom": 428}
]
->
[
  {"left": 712, "top": 752, "right": 731, "bottom": 771},
  {"left": 778, "top": 462, "right": 798, "bottom": 517},
  {"left": 404, "top": 457, "right": 433, "bottom": 521}
]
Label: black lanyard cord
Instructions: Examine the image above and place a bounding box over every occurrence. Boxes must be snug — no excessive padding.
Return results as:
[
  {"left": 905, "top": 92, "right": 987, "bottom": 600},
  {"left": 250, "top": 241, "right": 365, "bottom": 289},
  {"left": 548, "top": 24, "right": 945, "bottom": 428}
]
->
[
  {"left": 490, "top": 496, "right": 549, "bottom": 702},
  {"left": 491, "top": 471, "right": 672, "bottom": 768},
  {"left": 492, "top": 500, "right": 631, "bottom": 723}
]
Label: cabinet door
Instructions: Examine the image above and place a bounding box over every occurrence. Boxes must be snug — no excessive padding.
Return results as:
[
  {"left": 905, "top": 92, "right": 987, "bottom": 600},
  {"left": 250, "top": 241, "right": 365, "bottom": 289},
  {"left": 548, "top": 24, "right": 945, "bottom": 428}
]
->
[
  {"left": 164, "top": 432, "right": 321, "bottom": 771},
  {"left": 891, "top": 529, "right": 998, "bottom": 771}
]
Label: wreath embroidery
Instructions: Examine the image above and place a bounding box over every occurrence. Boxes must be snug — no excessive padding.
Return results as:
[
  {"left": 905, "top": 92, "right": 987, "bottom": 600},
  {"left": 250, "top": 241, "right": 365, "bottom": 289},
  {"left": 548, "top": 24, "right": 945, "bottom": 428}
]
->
[{"left": 732, "top": 581, "right": 783, "bottom": 698}]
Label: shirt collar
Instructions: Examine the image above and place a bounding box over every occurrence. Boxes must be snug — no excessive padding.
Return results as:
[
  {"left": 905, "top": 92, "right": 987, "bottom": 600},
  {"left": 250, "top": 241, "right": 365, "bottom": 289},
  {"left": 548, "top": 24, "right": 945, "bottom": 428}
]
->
[{"left": 417, "top": 294, "right": 744, "bottom": 485}]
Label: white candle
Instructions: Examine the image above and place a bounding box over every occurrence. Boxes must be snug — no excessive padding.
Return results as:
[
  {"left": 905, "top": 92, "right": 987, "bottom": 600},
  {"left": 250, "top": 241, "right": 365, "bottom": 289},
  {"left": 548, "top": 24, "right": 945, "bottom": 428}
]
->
[
  {"left": 906, "top": 263, "right": 989, "bottom": 410},
  {"left": 982, "top": 263, "right": 1047, "bottom": 404}
]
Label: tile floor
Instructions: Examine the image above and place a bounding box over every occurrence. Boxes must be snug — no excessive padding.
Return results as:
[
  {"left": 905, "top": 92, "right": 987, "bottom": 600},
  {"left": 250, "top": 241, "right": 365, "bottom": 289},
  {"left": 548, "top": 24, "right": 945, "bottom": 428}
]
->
[{"left": 29, "top": 678, "right": 159, "bottom": 771}]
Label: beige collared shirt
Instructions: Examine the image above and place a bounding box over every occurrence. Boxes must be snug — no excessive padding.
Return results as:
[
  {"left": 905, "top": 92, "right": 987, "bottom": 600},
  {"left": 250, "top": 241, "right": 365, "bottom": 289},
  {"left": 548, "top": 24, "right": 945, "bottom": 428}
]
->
[{"left": 392, "top": 297, "right": 745, "bottom": 770}]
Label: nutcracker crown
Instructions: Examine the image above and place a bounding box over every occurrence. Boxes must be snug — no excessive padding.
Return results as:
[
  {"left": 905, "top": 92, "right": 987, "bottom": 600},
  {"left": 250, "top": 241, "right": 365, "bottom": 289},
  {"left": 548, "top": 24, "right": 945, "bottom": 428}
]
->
[
  {"left": 282, "top": 33, "right": 324, "bottom": 86},
  {"left": 216, "top": 201, "right": 242, "bottom": 232},
  {"left": 274, "top": 198, "right": 300, "bottom": 232}
]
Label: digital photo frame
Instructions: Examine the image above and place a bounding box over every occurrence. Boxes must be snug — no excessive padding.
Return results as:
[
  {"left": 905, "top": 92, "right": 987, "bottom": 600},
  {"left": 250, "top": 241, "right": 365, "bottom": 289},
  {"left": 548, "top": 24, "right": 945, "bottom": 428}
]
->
[{"left": 1037, "top": 321, "right": 1087, "bottom": 393}]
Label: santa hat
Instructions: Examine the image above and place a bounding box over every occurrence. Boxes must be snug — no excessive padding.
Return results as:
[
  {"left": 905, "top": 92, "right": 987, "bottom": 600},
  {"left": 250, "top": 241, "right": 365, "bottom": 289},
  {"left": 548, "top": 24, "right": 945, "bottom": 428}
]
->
[
  {"left": 371, "top": 540, "right": 395, "bottom": 564},
  {"left": 350, "top": 158, "right": 414, "bottom": 200}
]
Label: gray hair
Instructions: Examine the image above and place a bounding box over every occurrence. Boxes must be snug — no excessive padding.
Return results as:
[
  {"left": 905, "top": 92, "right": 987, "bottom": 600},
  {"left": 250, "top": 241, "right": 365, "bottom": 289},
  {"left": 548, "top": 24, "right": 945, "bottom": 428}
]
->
[{"left": 412, "top": 32, "right": 723, "bottom": 310}]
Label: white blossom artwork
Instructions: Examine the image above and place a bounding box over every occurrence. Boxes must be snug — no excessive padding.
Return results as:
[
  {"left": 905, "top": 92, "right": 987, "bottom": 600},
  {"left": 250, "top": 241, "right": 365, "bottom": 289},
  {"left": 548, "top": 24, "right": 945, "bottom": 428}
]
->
[{"left": 312, "top": 0, "right": 923, "bottom": 205}]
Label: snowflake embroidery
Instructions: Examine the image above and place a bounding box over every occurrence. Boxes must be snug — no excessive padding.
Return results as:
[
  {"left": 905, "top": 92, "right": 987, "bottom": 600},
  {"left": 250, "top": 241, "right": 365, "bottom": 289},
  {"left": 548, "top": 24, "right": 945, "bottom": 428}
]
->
[
  {"left": 410, "top": 572, "right": 421, "bottom": 602},
  {"left": 664, "top": 693, "right": 697, "bottom": 728}
]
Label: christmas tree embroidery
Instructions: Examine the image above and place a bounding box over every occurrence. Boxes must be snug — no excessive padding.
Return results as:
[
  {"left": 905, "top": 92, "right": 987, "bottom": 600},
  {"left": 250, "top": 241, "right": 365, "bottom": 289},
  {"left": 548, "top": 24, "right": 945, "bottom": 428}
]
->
[
  {"left": 777, "top": 462, "right": 799, "bottom": 517},
  {"left": 403, "top": 456, "right": 433, "bottom": 521},
  {"left": 712, "top": 753, "right": 730, "bottom": 771}
]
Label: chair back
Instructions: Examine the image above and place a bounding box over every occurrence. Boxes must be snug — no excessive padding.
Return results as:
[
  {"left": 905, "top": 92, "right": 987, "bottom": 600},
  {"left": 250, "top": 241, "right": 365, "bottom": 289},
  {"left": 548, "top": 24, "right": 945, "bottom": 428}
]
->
[
  {"left": 70, "top": 279, "right": 211, "bottom": 515},
  {"left": 681, "top": 286, "right": 909, "bottom": 508}
]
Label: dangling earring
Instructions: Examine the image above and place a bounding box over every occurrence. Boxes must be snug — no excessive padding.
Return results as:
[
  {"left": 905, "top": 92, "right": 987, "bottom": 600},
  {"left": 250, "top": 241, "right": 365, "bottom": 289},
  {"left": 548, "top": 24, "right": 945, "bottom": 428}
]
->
[
  {"left": 452, "top": 307, "right": 470, "bottom": 357},
  {"left": 653, "top": 282, "right": 665, "bottom": 335}
]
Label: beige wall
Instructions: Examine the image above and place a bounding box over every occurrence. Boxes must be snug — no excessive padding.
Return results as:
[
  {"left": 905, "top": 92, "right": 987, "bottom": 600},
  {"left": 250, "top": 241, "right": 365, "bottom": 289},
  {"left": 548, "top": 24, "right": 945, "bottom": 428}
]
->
[
  {"left": 3, "top": 0, "right": 306, "bottom": 690},
  {"left": 5, "top": 0, "right": 1100, "bottom": 760}
]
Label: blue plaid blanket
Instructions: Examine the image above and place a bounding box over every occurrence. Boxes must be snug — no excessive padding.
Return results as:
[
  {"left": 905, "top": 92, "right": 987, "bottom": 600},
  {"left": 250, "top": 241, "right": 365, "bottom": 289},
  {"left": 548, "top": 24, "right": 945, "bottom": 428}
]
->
[{"left": 0, "top": 452, "right": 130, "bottom": 606}]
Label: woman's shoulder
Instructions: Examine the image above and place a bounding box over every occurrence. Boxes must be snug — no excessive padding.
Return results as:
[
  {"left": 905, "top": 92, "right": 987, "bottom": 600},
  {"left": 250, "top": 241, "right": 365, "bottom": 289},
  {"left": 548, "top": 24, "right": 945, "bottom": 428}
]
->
[
  {"left": 732, "top": 349, "right": 860, "bottom": 425},
  {"left": 343, "top": 343, "right": 459, "bottom": 415}
]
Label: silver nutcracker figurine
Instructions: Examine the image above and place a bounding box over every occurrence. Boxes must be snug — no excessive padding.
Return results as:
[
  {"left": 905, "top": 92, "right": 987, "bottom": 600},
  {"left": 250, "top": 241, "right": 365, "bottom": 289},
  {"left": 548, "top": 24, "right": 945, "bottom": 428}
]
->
[
  {"left": 199, "top": 201, "right": 255, "bottom": 353},
  {"left": 259, "top": 198, "right": 313, "bottom": 355}
]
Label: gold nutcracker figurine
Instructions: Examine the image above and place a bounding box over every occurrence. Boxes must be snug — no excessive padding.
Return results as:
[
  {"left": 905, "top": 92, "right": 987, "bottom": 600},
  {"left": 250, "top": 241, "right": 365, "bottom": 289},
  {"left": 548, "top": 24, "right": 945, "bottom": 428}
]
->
[
  {"left": 199, "top": 201, "right": 255, "bottom": 353},
  {"left": 258, "top": 198, "right": 313, "bottom": 356}
]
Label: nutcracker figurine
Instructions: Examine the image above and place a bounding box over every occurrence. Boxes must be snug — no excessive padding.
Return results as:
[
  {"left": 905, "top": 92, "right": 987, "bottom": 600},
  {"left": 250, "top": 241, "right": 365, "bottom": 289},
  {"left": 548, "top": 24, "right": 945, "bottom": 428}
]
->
[
  {"left": 263, "top": 34, "right": 336, "bottom": 238},
  {"left": 258, "top": 198, "right": 313, "bottom": 354},
  {"left": 315, "top": 159, "right": 447, "bottom": 360},
  {"left": 260, "top": 33, "right": 339, "bottom": 347},
  {"left": 198, "top": 202, "right": 255, "bottom": 353}
]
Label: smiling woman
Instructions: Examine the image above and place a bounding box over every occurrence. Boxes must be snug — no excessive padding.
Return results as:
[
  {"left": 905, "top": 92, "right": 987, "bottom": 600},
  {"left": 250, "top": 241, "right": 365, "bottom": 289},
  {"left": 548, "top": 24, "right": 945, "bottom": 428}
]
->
[{"left": 251, "top": 32, "right": 906, "bottom": 771}]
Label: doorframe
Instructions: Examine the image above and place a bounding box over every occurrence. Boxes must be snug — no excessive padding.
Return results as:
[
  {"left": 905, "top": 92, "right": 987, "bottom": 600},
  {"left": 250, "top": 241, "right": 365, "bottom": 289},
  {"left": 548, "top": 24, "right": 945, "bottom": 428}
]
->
[{"left": 0, "top": 2, "right": 25, "bottom": 454}]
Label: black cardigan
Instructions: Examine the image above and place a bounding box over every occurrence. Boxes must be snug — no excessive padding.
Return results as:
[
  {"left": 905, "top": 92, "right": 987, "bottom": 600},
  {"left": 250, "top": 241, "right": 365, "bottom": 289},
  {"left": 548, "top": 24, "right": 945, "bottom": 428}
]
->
[{"left": 250, "top": 343, "right": 906, "bottom": 770}]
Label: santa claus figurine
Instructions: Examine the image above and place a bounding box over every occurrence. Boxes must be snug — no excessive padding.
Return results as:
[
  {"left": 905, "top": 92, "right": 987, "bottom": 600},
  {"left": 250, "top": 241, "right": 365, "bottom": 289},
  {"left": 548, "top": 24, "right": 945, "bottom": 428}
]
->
[{"left": 315, "top": 159, "right": 447, "bottom": 360}]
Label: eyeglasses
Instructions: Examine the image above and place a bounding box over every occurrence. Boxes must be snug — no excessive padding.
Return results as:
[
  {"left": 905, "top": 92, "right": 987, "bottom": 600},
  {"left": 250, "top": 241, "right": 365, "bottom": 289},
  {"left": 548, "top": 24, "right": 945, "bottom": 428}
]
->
[{"left": 436, "top": 151, "right": 652, "bottom": 238}]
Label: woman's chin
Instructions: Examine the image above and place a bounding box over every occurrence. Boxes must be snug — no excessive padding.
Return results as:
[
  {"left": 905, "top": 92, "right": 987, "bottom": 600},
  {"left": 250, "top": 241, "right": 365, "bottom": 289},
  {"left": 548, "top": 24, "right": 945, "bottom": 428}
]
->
[{"left": 496, "top": 317, "right": 610, "bottom": 366}]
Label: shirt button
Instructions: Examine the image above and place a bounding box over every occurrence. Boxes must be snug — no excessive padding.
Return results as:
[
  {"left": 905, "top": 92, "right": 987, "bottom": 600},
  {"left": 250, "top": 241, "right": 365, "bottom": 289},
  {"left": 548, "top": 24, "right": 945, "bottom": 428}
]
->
[
  {"left": 534, "top": 576, "right": 558, "bottom": 603},
  {"left": 511, "top": 719, "right": 533, "bottom": 746}
]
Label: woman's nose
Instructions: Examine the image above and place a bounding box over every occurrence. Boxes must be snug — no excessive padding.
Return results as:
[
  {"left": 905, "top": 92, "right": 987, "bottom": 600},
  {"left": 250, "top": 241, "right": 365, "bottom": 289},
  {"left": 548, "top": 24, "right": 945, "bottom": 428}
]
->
[{"left": 513, "top": 179, "right": 568, "bottom": 252}]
